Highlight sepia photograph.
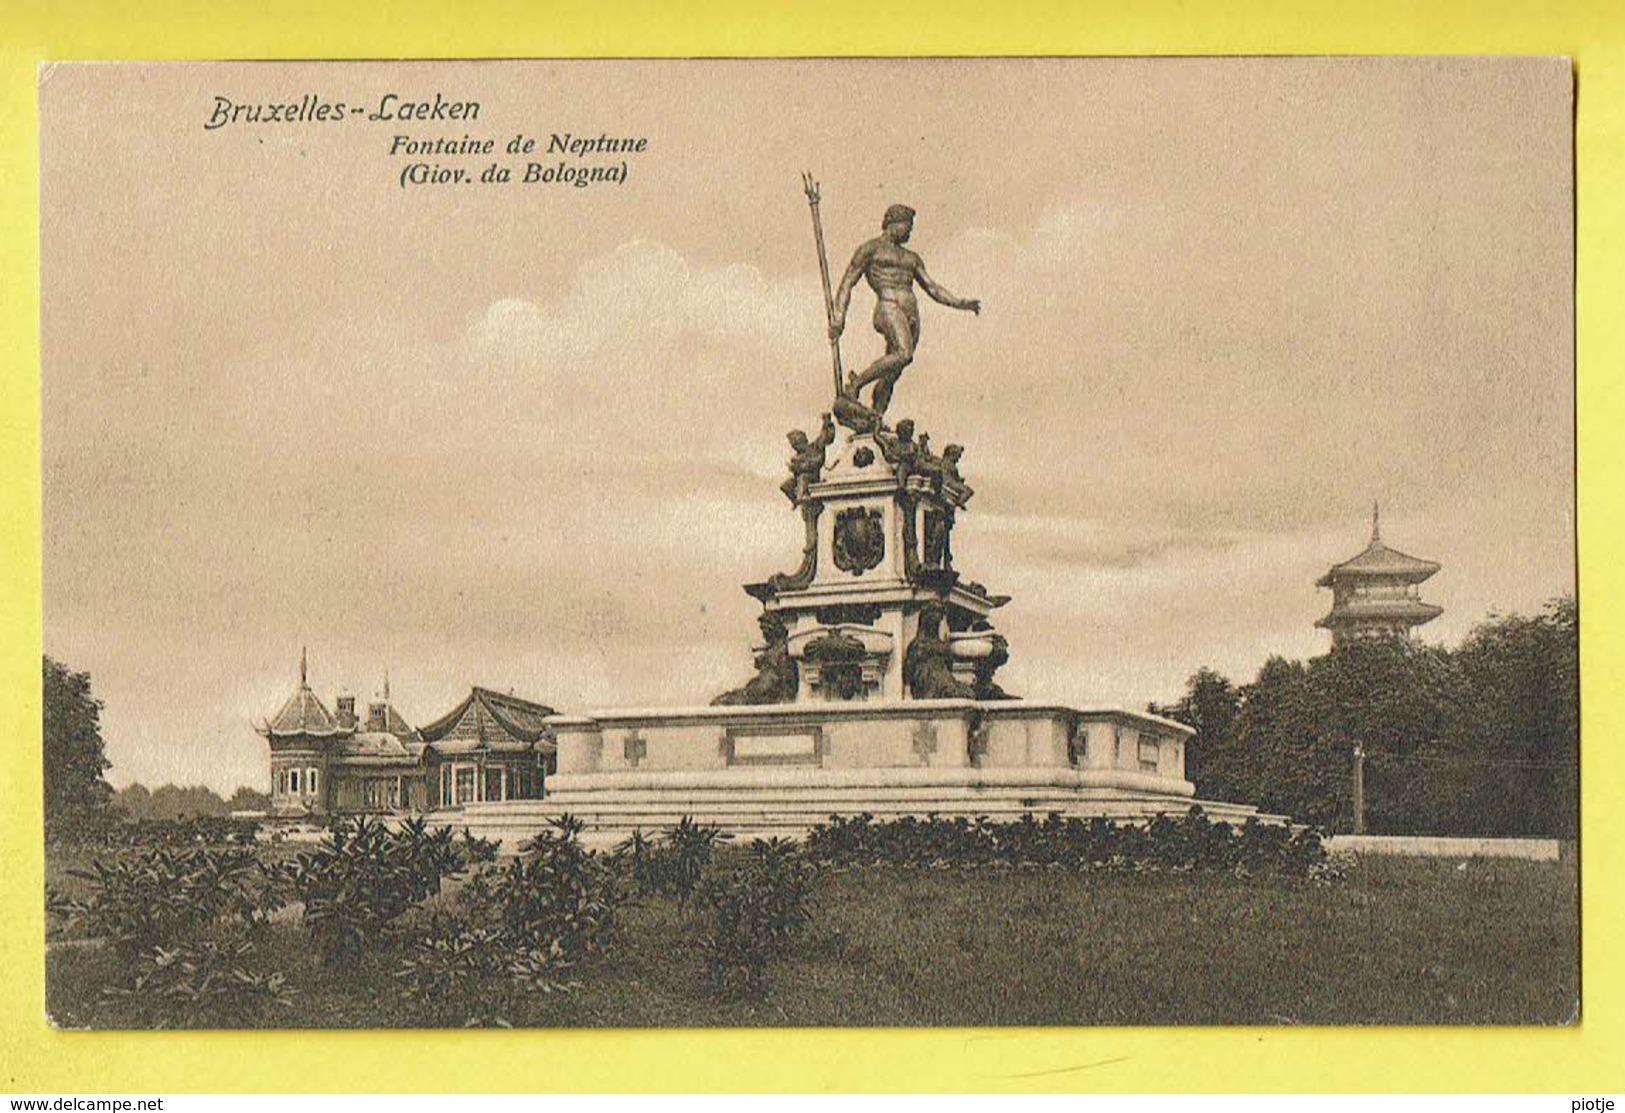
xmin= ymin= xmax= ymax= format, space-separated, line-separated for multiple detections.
xmin=39 ymin=56 xmax=1576 ymax=1031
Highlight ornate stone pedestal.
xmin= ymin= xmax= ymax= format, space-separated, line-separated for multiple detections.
xmin=724 ymin=425 xmax=1013 ymax=706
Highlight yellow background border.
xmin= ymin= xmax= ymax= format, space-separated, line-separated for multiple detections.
xmin=3 ymin=0 xmax=1620 ymax=1093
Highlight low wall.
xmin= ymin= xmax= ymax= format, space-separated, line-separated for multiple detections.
xmin=451 ymin=700 xmax=1215 ymax=846
xmin=545 ymin=698 xmax=1195 ymax=792
xmin=1326 ymin=835 xmax=1565 ymax=861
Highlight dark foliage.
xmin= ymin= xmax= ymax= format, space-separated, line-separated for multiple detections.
xmin=56 ymin=845 xmax=284 ymax=959
xmin=460 ymin=827 xmax=501 ymax=864
xmin=1175 ymin=597 xmax=1577 ymax=836
xmin=804 ymin=808 xmax=1330 ymax=877
xmin=615 ymin=816 xmax=730 ymax=905
xmin=285 ymin=816 xmax=466 ymax=966
xmin=490 ymin=816 xmax=621 ymax=978
xmin=101 ymin=936 xmax=292 ymax=1027
xmin=396 ymin=816 xmax=621 ymax=1014
xmin=697 ymin=837 xmax=820 ymax=999
xmin=43 ymin=656 xmax=114 ymax=837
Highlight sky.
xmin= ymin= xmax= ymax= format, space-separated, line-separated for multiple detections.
xmin=40 ymin=58 xmax=1574 ymax=794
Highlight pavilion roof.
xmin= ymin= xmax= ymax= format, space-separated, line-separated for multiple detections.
xmin=334 ymin=731 xmax=419 ymax=760
xmin=262 ymin=651 xmax=350 ymax=739
xmin=419 ymin=686 xmax=557 ymax=747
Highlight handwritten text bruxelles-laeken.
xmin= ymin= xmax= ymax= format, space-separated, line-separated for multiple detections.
xmin=203 ymin=93 xmax=649 ymax=190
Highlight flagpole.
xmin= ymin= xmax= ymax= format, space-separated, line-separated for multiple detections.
xmin=802 ymin=172 xmax=843 ymax=397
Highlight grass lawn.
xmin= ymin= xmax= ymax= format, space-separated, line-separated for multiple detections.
xmin=46 ymin=853 xmax=1577 ymax=1028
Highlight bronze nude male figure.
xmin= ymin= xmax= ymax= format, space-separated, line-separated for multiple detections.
xmin=830 ymin=204 xmax=982 ymax=417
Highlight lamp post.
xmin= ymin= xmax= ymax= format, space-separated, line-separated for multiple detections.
xmin=1352 ymin=741 xmax=1367 ymax=836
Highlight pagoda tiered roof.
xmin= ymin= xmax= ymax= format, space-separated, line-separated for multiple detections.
xmin=1315 ymin=597 xmax=1444 ymax=629
xmin=1316 ymin=507 xmax=1440 ymax=586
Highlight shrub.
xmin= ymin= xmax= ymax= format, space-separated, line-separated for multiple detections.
xmin=102 ymin=936 xmax=292 ymax=1028
xmin=394 ymin=915 xmax=509 ymax=1003
xmin=492 ymin=816 xmax=620 ymax=978
xmin=616 ymin=817 xmax=729 ymax=905
xmin=397 ymin=815 xmax=621 ymax=1006
xmin=805 ymin=808 xmax=1329 ymax=878
xmin=460 ymin=827 xmax=501 ymax=864
xmin=286 ymin=816 xmax=466 ymax=966
xmin=60 ymin=845 xmax=282 ymax=958
xmin=699 ymin=838 xmax=820 ymax=1000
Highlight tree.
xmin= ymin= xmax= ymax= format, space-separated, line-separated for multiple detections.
xmin=113 ymin=782 xmax=153 ymax=819
xmin=1447 ymin=596 xmax=1577 ymax=837
xmin=226 ymin=786 xmax=271 ymax=813
xmin=145 ymin=784 xmax=230 ymax=820
xmin=1168 ymin=667 xmax=1240 ymax=788
xmin=43 ymin=656 xmax=113 ymax=829
xmin=1232 ymin=656 xmax=1347 ymax=828
xmin=1172 ymin=598 xmax=1578 ymax=837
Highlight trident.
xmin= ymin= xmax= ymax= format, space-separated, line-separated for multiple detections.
xmin=802 ymin=172 xmax=843 ymax=398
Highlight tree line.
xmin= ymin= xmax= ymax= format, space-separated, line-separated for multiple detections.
xmin=1162 ymin=597 xmax=1577 ymax=838
xmin=112 ymin=781 xmax=269 ymax=820
xmin=43 ymin=656 xmax=267 ymax=838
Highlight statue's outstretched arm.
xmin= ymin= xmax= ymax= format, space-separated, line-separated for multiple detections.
xmin=916 ymin=260 xmax=981 ymax=315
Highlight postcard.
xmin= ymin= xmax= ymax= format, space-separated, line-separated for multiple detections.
xmin=39 ymin=57 xmax=1576 ymax=1030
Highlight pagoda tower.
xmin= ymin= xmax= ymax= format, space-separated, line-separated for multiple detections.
xmin=1316 ymin=504 xmax=1443 ymax=647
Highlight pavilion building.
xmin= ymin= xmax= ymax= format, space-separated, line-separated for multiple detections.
xmin=1315 ymin=505 xmax=1443 ymax=647
xmin=259 ymin=650 xmax=556 ymax=818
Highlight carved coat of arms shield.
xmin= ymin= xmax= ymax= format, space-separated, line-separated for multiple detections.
xmin=832 ymin=506 xmax=886 ymax=575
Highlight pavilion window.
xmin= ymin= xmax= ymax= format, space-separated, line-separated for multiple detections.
xmin=452 ymin=764 xmax=477 ymax=806
xmin=308 ymin=768 xmax=319 ymax=796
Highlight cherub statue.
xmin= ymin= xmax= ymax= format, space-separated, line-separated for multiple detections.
xmin=916 ymin=439 xmax=963 ymax=494
xmin=913 ymin=433 xmax=942 ymax=483
xmin=875 ymin=418 xmax=919 ymax=482
xmin=779 ymin=413 xmax=836 ymax=504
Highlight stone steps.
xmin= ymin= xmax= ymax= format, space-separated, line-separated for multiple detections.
xmin=456 ymin=787 xmax=1270 ymax=848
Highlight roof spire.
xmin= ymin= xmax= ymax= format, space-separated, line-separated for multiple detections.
xmin=1371 ymin=501 xmax=1381 ymax=544
xmin=299 ymin=645 xmax=308 ymax=687
xmin=383 ymin=667 xmax=391 ymax=706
